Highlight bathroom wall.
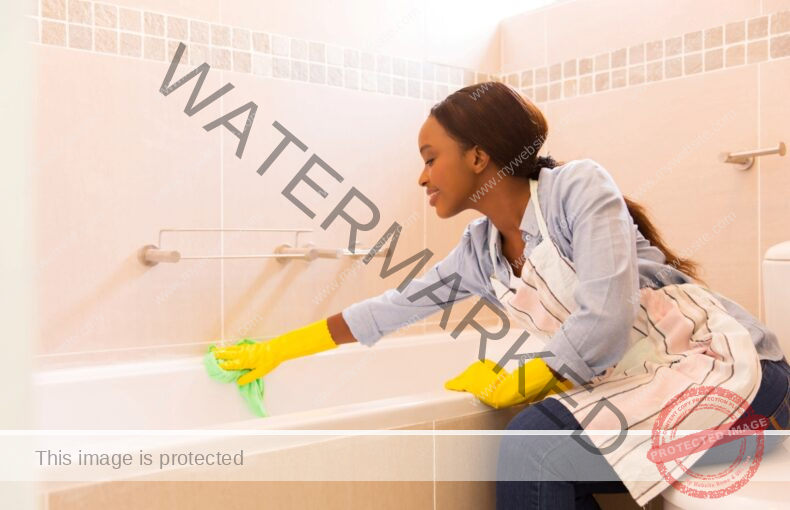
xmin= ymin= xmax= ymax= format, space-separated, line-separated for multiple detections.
xmin=499 ymin=0 xmax=790 ymax=320
xmin=28 ymin=0 xmax=790 ymax=369
xmin=28 ymin=0 xmax=517 ymax=368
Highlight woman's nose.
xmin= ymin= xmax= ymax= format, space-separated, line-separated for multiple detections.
xmin=418 ymin=166 xmax=429 ymax=187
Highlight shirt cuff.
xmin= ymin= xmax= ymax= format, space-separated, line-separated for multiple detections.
xmin=541 ymin=328 xmax=597 ymax=383
xmin=341 ymin=301 xmax=382 ymax=347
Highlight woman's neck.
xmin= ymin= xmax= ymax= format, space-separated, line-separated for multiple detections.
xmin=474 ymin=175 xmax=532 ymax=240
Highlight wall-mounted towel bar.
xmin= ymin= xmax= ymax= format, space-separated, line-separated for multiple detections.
xmin=138 ymin=228 xmax=387 ymax=266
xmin=342 ymin=246 xmax=382 ymax=257
xmin=723 ymin=141 xmax=786 ymax=170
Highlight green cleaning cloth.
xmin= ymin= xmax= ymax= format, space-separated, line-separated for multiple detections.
xmin=204 ymin=339 xmax=268 ymax=417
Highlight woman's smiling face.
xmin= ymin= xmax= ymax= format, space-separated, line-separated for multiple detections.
xmin=417 ymin=115 xmax=484 ymax=218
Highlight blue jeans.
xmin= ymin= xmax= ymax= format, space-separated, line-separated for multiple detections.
xmin=496 ymin=357 xmax=790 ymax=510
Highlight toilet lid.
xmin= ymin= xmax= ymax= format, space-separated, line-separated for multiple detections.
xmin=661 ymin=440 xmax=790 ymax=508
xmin=765 ymin=240 xmax=790 ymax=260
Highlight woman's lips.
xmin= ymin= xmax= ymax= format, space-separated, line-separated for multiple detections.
xmin=427 ymin=189 xmax=440 ymax=206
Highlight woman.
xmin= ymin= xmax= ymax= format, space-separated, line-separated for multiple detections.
xmin=213 ymin=82 xmax=790 ymax=508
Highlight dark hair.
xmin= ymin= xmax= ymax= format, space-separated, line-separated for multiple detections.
xmin=429 ymin=81 xmax=703 ymax=283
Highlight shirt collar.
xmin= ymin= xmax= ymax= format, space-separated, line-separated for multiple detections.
xmin=490 ymin=185 xmax=540 ymax=264
xmin=520 ymin=195 xmax=539 ymax=237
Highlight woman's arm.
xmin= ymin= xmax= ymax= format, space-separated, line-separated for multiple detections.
xmin=326 ymin=312 xmax=357 ymax=344
xmin=339 ymin=228 xmax=479 ymax=347
xmin=212 ymin=227 xmax=479 ymax=386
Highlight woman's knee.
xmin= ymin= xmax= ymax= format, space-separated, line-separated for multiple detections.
xmin=505 ymin=399 xmax=575 ymax=432
xmin=500 ymin=401 xmax=567 ymax=456
xmin=498 ymin=400 xmax=578 ymax=479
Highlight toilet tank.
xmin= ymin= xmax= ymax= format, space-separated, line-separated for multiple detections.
xmin=763 ymin=240 xmax=790 ymax=356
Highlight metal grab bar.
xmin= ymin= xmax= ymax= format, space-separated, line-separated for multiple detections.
xmin=139 ymin=228 xmax=388 ymax=266
xmin=155 ymin=227 xmax=312 ymax=247
xmin=342 ymin=241 xmax=390 ymax=258
xmin=722 ymin=142 xmax=786 ymax=170
xmin=275 ymin=244 xmax=343 ymax=261
xmin=139 ymin=227 xmax=311 ymax=266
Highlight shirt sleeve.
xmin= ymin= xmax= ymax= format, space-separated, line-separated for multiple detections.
xmin=341 ymin=228 xmax=478 ymax=346
xmin=542 ymin=161 xmax=641 ymax=383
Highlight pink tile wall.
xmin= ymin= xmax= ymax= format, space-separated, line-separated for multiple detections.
xmin=759 ymin=58 xmax=790 ymax=271
xmin=217 ymin=75 xmax=429 ymax=342
xmin=765 ymin=0 xmax=790 ymax=13
xmin=500 ymin=8 xmax=547 ymax=71
xmin=502 ymin=0 xmax=790 ymax=320
xmin=220 ymin=0 xmax=426 ymax=62
xmin=503 ymin=0 xmax=762 ymax=71
xmin=500 ymin=10 xmax=790 ymax=104
xmin=29 ymin=0 xmax=790 ymax=365
xmin=546 ymin=66 xmax=760 ymax=313
xmin=30 ymin=1 xmax=464 ymax=365
xmin=32 ymin=46 xmax=223 ymax=364
xmin=31 ymin=2 xmax=477 ymax=102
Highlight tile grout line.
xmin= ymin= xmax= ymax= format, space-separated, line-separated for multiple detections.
xmin=64 ymin=0 xmax=69 ymax=48
xmin=432 ymin=419 xmax=436 ymax=510
xmin=422 ymin=141 xmax=428 ymax=336
xmin=34 ymin=339 xmax=220 ymax=358
xmin=421 ymin=0 xmax=429 ymax=335
xmin=499 ymin=8 xmax=505 ymax=73
xmin=757 ymin=56 xmax=762 ymax=321
xmin=757 ymin=0 xmax=764 ymax=322
xmin=220 ymin=0 xmax=225 ymax=341
xmin=543 ymin=8 xmax=548 ymax=69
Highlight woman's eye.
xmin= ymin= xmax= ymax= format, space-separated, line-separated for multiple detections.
xmin=425 ymin=158 xmax=435 ymax=166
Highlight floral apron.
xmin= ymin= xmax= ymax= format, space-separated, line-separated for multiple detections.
xmin=487 ymin=175 xmax=762 ymax=505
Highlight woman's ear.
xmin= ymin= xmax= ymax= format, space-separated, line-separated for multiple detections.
xmin=469 ymin=146 xmax=490 ymax=175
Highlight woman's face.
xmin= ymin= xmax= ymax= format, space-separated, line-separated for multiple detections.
xmin=417 ymin=115 xmax=482 ymax=218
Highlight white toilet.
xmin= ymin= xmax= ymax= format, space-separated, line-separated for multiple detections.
xmin=661 ymin=241 xmax=790 ymax=509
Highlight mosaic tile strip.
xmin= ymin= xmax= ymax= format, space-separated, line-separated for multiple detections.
xmin=26 ymin=1 xmax=790 ymax=104
xmin=500 ymin=10 xmax=790 ymax=102
xmin=27 ymin=0 xmax=478 ymax=102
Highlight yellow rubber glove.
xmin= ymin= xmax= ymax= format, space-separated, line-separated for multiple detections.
xmin=212 ymin=319 xmax=337 ymax=386
xmin=488 ymin=358 xmax=574 ymax=408
xmin=444 ymin=359 xmax=510 ymax=398
xmin=444 ymin=357 xmax=573 ymax=409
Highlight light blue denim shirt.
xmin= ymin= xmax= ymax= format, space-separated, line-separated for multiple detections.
xmin=342 ymin=158 xmax=784 ymax=381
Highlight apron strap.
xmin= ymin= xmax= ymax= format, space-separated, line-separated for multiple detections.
xmin=529 ymin=177 xmax=552 ymax=243
xmin=487 ymin=219 xmax=500 ymax=280
xmin=486 ymin=225 xmax=513 ymax=296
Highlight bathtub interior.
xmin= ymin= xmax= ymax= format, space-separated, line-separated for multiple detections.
xmin=34 ymin=328 xmax=538 ymax=430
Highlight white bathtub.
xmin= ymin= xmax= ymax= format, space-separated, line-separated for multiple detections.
xmin=30 ymin=327 xmax=790 ymax=509
xmin=29 ymin=327 xmax=540 ymax=492
xmin=34 ymin=328 xmax=535 ymax=431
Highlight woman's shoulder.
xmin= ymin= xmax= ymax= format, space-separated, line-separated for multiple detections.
xmin=452 ymin=216 xmax=493 ymax=268
xmin=459 ymin=215 xmax=491 ymax=247
xmin=537 ymin=158 xmax=627 ymax=247
xmin=543 ymin=158 xmax=623 ymax=207
xmin=544 ymin=158 xmax=615 ymax=188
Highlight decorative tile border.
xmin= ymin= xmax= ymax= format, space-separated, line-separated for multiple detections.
xmin=500 ymin=10 xmax=790 ymax=102
xmin=26 ymin=0 xmax=479 ymax=102
xmin=25 ymin=1 xmax=790 ymax=104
